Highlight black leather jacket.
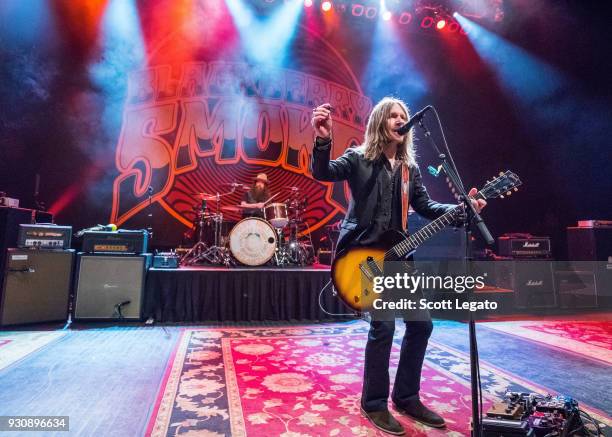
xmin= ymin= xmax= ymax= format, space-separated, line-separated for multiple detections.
xmin=312 ymin=141 xmax=455 ymax=252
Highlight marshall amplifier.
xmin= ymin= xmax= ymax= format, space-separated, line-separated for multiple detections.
xmin=498 ymin=235 xmax=552 ymax=259
xmin=512 ymin=261 xmax=557 ymax=309
xmin=81 ymin=230 xmax=148 ymax=254
xmin=18 ymin=224 xmax=72 ymax=249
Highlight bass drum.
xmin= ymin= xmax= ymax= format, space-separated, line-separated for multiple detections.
xmin=229 ymin=218 xmax=277 ymax=266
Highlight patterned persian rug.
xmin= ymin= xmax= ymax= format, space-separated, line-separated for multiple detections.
xmin=482 ymin=320 xmax=612 ymax=365
xmin=0 ymin=331 xmax=66 ymax=371
xmin=147 ymin=323 xmax=611 ymax=437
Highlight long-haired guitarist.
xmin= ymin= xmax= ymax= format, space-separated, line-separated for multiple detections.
xmin=311 ymin=97 xmax=486 ymax=435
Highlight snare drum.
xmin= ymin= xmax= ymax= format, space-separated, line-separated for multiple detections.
xmin=264 ymin=203 xmax=288 ymax=228
xmin=229 ymin=218 xmax=277 ymax=266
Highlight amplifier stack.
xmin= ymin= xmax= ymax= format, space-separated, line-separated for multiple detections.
xmin=1 ymin=217 xmax=154 ymax=324
xmin=565 ymin=223 xmax=612 ymax=308
xmin=74 ymin=229 xmax=151 ymax=320
xmin=495 ymin=234 xmax=556 ymax=310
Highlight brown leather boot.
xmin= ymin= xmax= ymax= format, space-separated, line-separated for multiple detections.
xmin=360 ymin=406 xmax=406 ymax=435
xmin=393 ymin=399 xmax=446 ymax=428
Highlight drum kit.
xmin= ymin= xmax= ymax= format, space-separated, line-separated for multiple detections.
xmin=180 ymin=183 xmax=314 ymax=267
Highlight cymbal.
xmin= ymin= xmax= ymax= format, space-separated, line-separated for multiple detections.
xmin=192 ymin=193 xmax=217 ymax=200
xmin=283 ymin=186 xmax=301 ymax=191
xmin=221 ymin=182 xmax=244 ymax=188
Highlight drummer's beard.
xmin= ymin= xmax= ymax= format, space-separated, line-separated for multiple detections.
xmin=251 ymin=185 xmax=269 ymax=202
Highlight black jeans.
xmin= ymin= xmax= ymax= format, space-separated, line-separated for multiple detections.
xmin=361 ymin=319 xmax=434 ymax=412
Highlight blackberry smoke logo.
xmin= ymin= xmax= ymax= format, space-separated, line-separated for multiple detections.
xmin=110 ymin=29 xmax=372 ymax=234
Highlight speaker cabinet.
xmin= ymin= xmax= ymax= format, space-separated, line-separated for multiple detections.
xmin=567 ymin=227 xmax=612 ymax=261
xmin=483 ymin=261 xmax=556 ymax=309
xmin=74 ymin=254 xmax=151 ymax=320
xmin=1 ymin=249 xmax=73 ymax=326
xmin=512 ymin=261 xmax=557 ymax=309
xmin=556 ymin=270 xmax=598 ymax=309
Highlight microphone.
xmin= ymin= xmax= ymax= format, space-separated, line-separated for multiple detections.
xmin=114 ymin=300 xmax=131 ymax=319
xmin=75 ymin=224 xmax=117 ymax=237
xmin=395 ymin=106 xmax=431 ymax=136
xmin=116 ymin=300 xmax=131 ymax=308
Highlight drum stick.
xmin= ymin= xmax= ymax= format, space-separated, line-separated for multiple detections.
xmin=263 ymin=192 xmax=281 ymax=206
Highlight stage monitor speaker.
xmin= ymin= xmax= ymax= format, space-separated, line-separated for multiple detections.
xmin=1 ymin=248 xmax=73 ymax=326
xmin=74 ymin=254 xmax=151 ymax=320
xmin=556 ymin=270 xmax=598 ymax=309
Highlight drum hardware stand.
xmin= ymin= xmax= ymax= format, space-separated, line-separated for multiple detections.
xmin=181 ymin=188 xmax=236 ymax=266
xmin=271 ymin=191 xmax=315 ymax=267
xmin=274 ymin=227 xmax=294 ymax=267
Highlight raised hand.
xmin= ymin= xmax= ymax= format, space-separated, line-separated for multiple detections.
xmin=311 ymin=103 xmax=333 ymax=139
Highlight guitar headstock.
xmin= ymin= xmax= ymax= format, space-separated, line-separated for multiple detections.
xmin=479 ymin=170 xmax=522 ymax=200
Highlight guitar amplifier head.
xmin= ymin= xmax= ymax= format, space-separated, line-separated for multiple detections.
xmin=498 ymin=237 xmax=551 ymax=259
xmin=81 ymin=230 xmax=148 ymax=254
xmin=18 ymin=224 xmax=72 ymax=249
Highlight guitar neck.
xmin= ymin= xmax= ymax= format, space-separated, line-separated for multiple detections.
xmin=393 ymin=191 xmax=485 ymax=258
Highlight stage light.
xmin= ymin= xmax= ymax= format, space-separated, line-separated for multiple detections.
xmin=421 ymin=16 xmax=434 ymax=28
xmin=436 ymin=19 xmax=446 ymax=29
xmin=321 ymin=1 xmax=332 ymax=12
xmin=382 ymin=10 xmax=391 ymax=21
xmin=304 ymin=0 xmax=313 ymax=7
xmin=398 ymin=12 xmax=412 ymax=25
xmin=352 ymin=4 xmax=364 ymax=16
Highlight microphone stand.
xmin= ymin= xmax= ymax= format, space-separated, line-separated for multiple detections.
xmin=416 ymin=114 xmax=494 ymax=437
xmin=146 ymin=186 xmax=154 ymax=244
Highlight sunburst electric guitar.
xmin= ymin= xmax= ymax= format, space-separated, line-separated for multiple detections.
xmin=331 ymin=171 xmax=522 ymax=312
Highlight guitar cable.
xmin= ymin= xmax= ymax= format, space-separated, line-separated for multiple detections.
xmin=317 ymin=279 xmax=359 ymax=317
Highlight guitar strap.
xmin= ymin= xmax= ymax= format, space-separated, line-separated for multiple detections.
xmin=401 ymin=163 xmax=410 ymax=232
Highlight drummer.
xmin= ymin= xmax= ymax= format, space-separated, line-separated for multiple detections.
xmin=240 ymin=173 xmax=270 ymax=218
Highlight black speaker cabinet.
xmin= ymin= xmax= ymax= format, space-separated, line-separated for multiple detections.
xmin=556 ymin=270 xmax=598 ymax=309
xmin=513 ymin=261 xmax=557 ymax=309
xmin=74 ymin=253 xmax=151 ymax=320
xmin=485 ymin=261 xmax=556 ymax=309
xmin=1 ymin=248 xmax=73 ymax=326
xmin=567 ymin=227 xmax=612 ymax=261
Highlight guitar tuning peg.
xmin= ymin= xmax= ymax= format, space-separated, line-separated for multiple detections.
xmin=500 ymin=195 xmax=505 ymax=199
xmin=499 ymin=172 xmax=504 ymax=176
xmin=514 ymin=188 xmax=519 ymax=192
xmin=506 ymin=191 xmax=511 ymax=196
